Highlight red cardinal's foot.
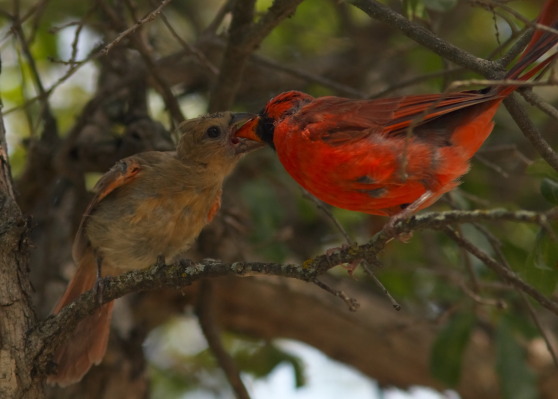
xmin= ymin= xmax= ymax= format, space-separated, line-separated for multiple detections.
xmin=325 ymin=244 xmax=361 ymax=276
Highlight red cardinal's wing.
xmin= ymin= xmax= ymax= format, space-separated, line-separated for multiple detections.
xmin=300 ymin=91 xmax=497 ymax=145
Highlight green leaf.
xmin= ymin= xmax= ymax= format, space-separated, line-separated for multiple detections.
xmin=495 ymin=319 xmax=538 ymax=399
xmin=84 ymin=172 xmax=103 ymax=191
xmin=430 ymin=312 xmax=474 ymax=386
xmin=540 ymin=178 xmax=558 ymax=205
xmin=524 ymin=228 xmax=558 ymax=295
xmin=240 ymin=177 xmax=288 ymax=261
xmin=403 ymin=0 xmax=426 ymax=20
xmin=235 ymin=343 xmax=306 ymax=388
xmin=31 ymin=26 xmax=58 ymax=60
xmin=526 ymin=159 xmax=558 ymax=179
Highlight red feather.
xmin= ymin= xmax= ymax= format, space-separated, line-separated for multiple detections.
xmin=237 ymin=1 xmax=558 ymax=217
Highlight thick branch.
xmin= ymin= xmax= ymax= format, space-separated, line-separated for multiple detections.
xmin=30 ymin=207 xmax=558 ymax=379
xmin=0 ymin=92 xmax=42 ymax=399
xmin=209 ymin=0 xmax=304 ymax=111
xmin=348 ymin=0 xmax=500 ymax=77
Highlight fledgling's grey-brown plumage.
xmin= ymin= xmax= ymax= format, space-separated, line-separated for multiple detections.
xmin=48 ymin=112 xmax=258 ymax=386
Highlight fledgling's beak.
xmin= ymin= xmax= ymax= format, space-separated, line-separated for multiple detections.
xmin=233 ymin=116 xmax=261 ymax=142
xmin=230 ymin=113 xmax=265 ymax=154
xmin=230 ymin=112 xmax=256 ymax=128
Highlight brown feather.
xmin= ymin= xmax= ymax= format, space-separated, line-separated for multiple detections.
xmin=48 ymin=112 xmax=254 ymax=385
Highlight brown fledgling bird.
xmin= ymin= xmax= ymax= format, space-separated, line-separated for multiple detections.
xmin=48 ymin=112 xmax=259 ymax=386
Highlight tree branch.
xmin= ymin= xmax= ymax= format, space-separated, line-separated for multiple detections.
xmin=100 ymin=0 xmax=173 ymax=55
xmin=209 ymin=0 xmax=304 ymax=111
xmin=348 ymin=0 xmax=500 ymax=77
xmin=0 ymin=70 xmax=42 ymax=398
xmin=444 ymin=227 xmax=558 ymax=315
xmin=196 ymin=281 xmax=251 ymax=399
xmin=504 ymin=95 xmax=558 ymax=172
xmin=30 ymin=207 xmax=558 ymax=379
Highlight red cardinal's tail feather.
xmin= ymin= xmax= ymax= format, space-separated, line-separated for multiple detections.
xmin=499 ymin=0 xmax=558 ymax=96
xmin=47 ymin=253 xmax=114 ymax=386
xmin=525 ymin=0 xmax=558 ymax=50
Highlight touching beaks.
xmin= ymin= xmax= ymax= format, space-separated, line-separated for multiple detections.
xmin=231 ymin=113 xmax=264 ymax=154
xmin=230 ymin=113 xmax=265 ymax=154
xmin=233 ymin=116 xmax=261 ymax=142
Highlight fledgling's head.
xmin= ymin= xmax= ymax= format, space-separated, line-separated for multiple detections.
xmin=234 ymin=91 xmax=314 ymax=148
xmin=177 ymin=112 xmax=262 ymax=173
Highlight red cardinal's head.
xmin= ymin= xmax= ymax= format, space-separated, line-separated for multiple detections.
xmin=235 ymin=91 xmax=314 ymax=148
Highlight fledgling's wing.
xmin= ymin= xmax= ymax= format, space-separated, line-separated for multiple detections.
xmin=72 ymin=157 xmax=143 ymax=261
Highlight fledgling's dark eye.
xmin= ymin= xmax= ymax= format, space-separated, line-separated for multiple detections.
xmin=206 ymin=126 xmax=221 ymax=138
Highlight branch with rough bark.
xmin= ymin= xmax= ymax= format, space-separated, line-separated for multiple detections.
xmin=209 ymin=0 xmax=304 ymax=111
xmin=0 ymin=97 xmax=43 ymax=398
xmin=29 ymin=207 xmax=558 ymax=383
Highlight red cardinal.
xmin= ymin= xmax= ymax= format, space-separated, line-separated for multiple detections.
xmin=47 ymin=112 xmax=257 ymax=386
xmin=236 ymin=1 xmax=558 ymax=218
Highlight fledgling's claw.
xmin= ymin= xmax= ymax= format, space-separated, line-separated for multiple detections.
xmin=155 ymin=254 xmax=166 ymax=269
xmin=94 ymin=252 xmax=105 ymax=304
xmin=93 ymin=277 xmax=106 ymax=305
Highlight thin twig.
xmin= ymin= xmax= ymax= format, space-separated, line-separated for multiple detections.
xmin=454 ymin=224 xmax=481 ymax=293
xmin=459 ymin=282 xmax=506 ymax=309
xmin=472 ymin=223 xmax=509 ymax=266
xmin=472 ymin=0 xmax=558 ymax=37
xmin=11 ymin=7 xmax=58 ymax=140
xmin=478 ymin=221 xmax=558 ymax=365
xmin=196 ymin=280 xmax=251 ymax=399
xmin=369 ymin=68 xmax=464 ymax=99
xmin=443 ymin=227 xmax=558 ymax=315
xmin=202 ymin=0 xmax=234 ymax=37
xmin=474 ymin=154 xmax=510 ymax=179
xmin=101 ymin=0 xmax=173 ymax=55
xmin=116 ymin=0 xmax=185 ymax=124
xmin=505 ymin=95 xmax=558 ymax=172
xmin=302 ymin=189 xmax=401 ymax=310
xmin=312 ymin=278 xmax=359 ymax=311
xmin=209 ymin=0 xmax=304 ymax=111
xmin=252 ymin=53 xmax=367 ymax=99
xmin=155 ymin=3 xmax=219 ymax=75
xmin=23 ymin=0 xmax=50 ymax=44
xmin=477 ymin=144 xmax=533 ymax=167
xmin=349 ymin=0 xmax=498 ymax=77
xmin=359 ymin=259 xmax=401 ymax=311
xmin=301 ymin=189 xmax=353 ymax=244
xmin=447 ymin=78 xmax=558 ymax=90
xmin=519 ymin=291 xmax=558 ymax=368
xmin=521 ymin=89 xmax=558 ymax=122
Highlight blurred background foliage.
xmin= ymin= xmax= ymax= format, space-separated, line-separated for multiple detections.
xmin=1 ymin=0 xmax=557 ymax=398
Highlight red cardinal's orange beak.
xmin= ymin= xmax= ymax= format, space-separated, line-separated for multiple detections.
xmin=234 ymin=117 xmax=261 ymax=142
